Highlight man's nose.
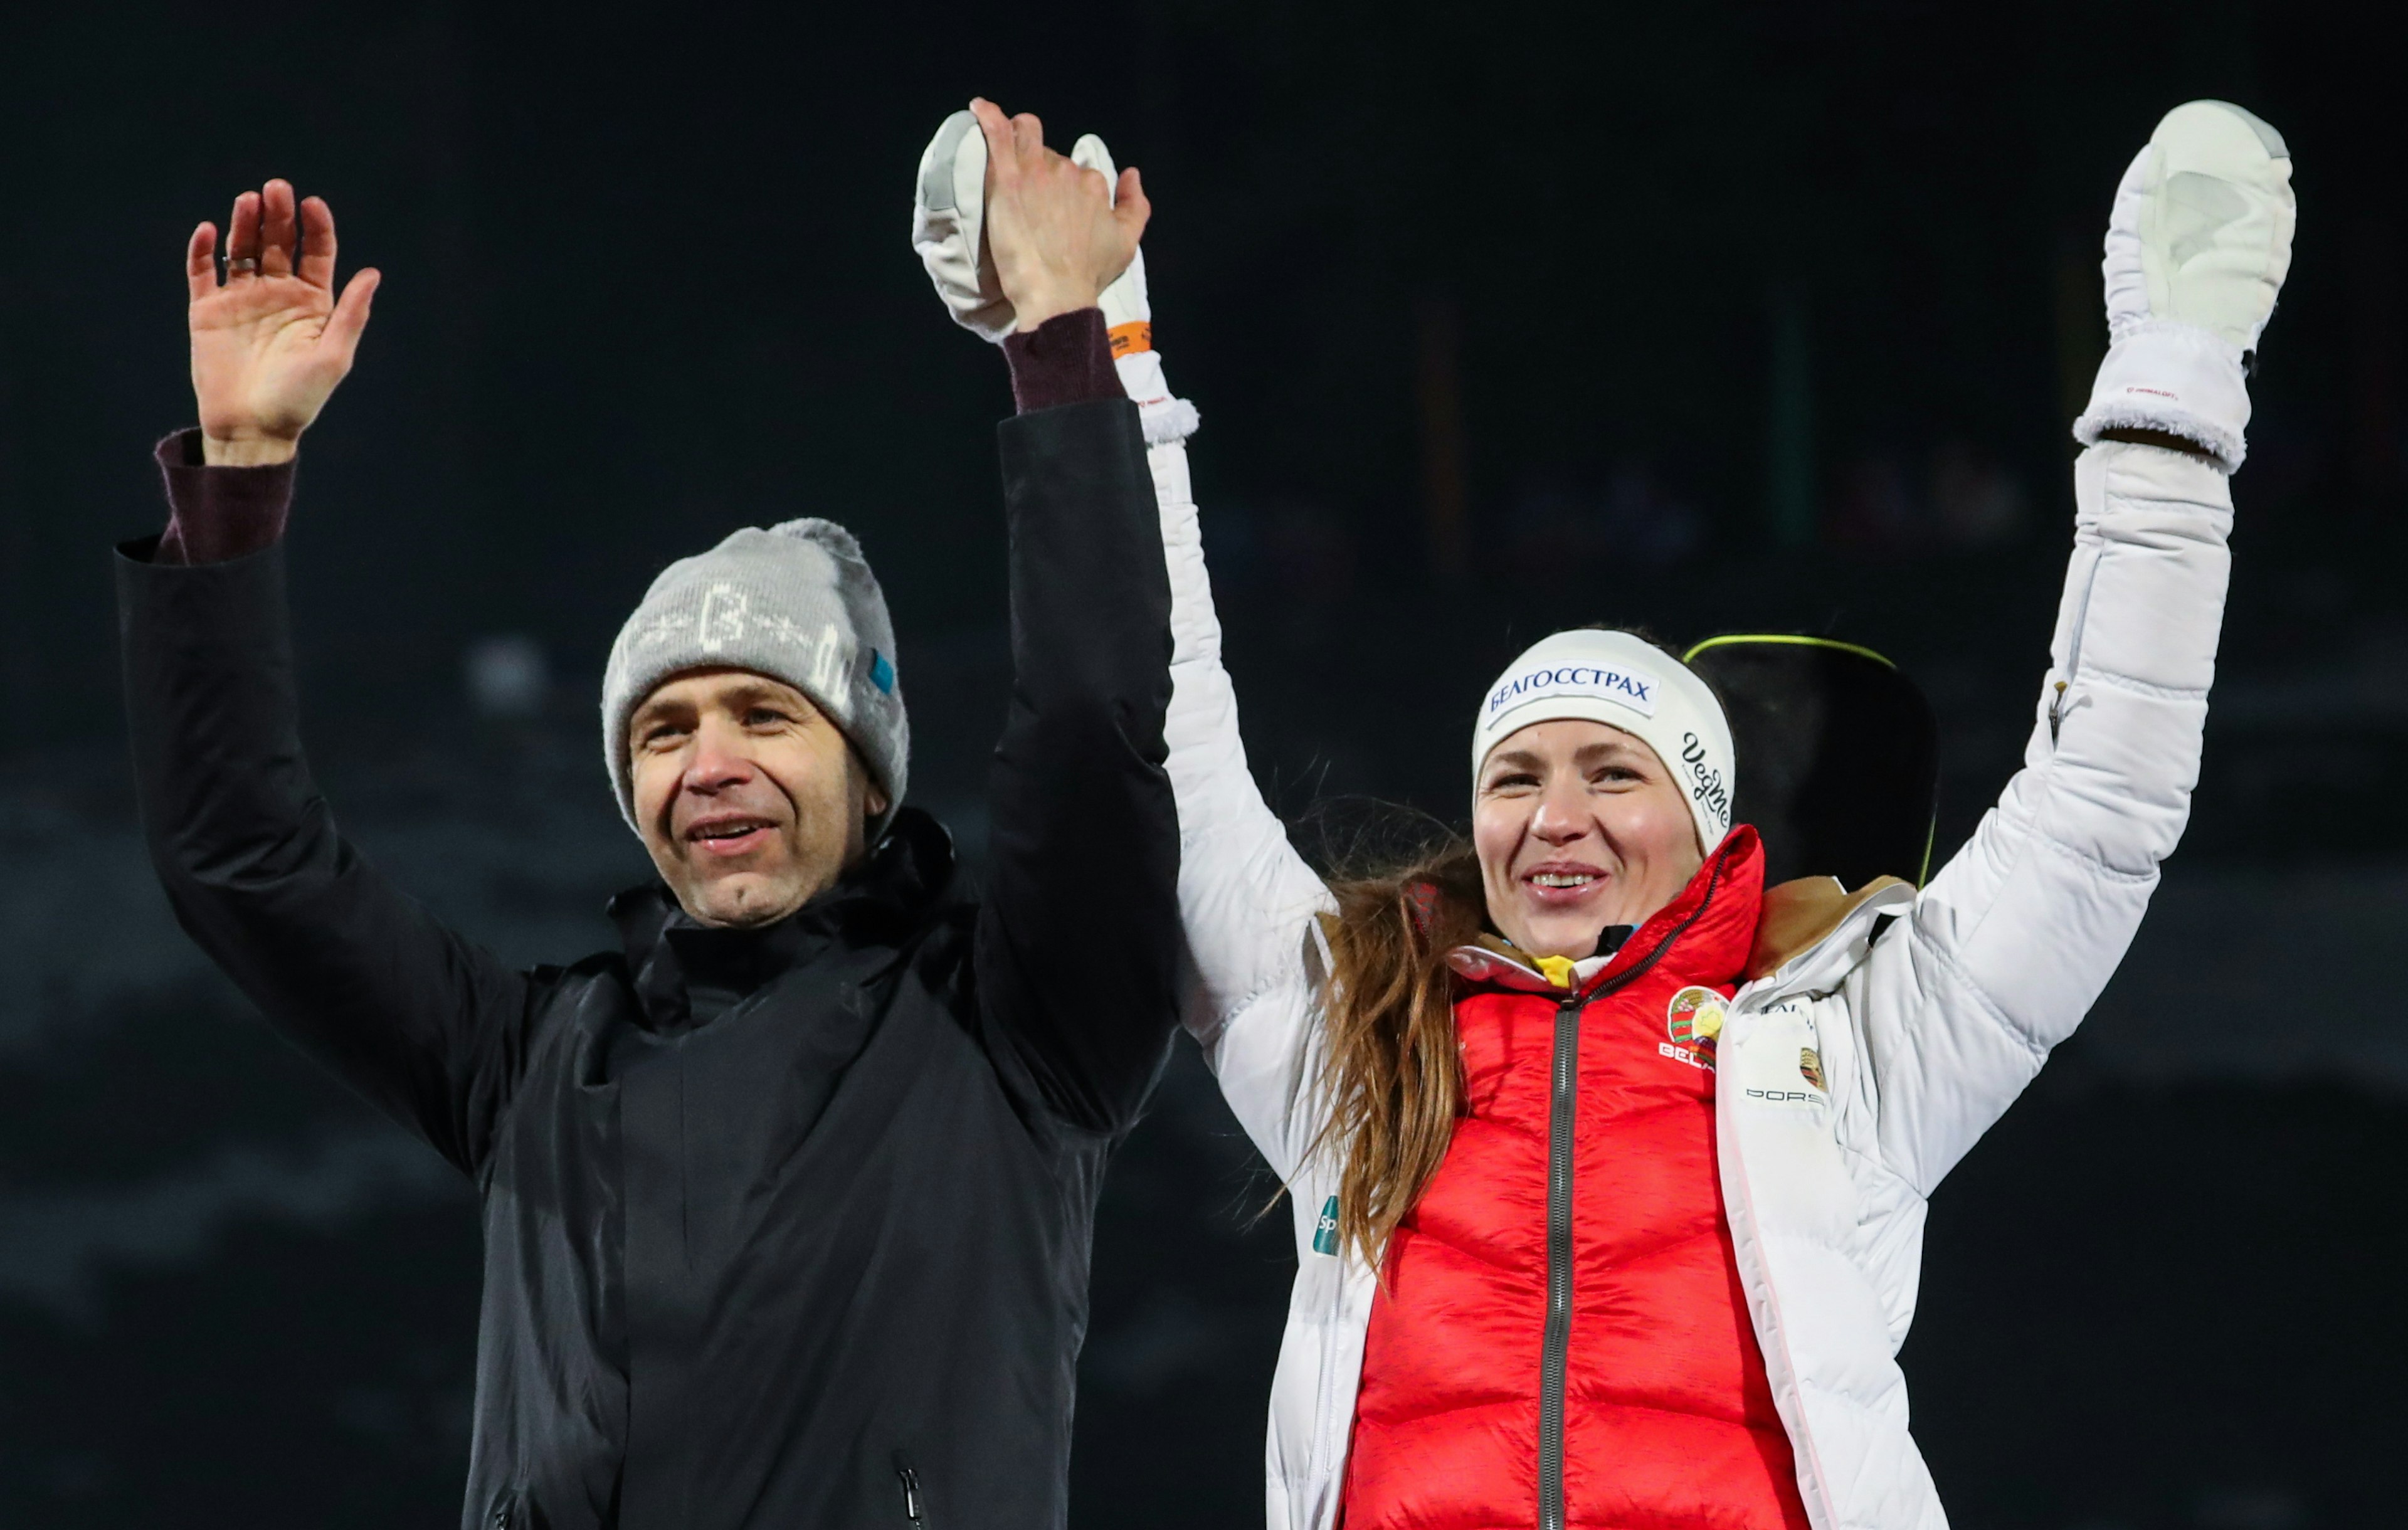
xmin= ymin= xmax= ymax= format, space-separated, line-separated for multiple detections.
xmin=681 ymin=721 xmax=754 ymax=793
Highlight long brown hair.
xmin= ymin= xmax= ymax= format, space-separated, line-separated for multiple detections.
xmin=1312 ymin=832 xmax=1486 ymax=1267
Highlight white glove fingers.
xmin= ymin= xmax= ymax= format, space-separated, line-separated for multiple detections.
xmin=911 ymin=108 xmax=1015 ymax=341
xmin=1071 ymin=134 xmax=1117 ymax=201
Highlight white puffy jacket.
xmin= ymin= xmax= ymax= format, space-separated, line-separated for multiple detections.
xmin=1143 ymin=422 xmax=2234 ymax=1529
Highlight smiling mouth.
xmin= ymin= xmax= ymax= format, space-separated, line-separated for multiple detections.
xmin=685 ymin=819 xmax=775 ymax=856
xmin=1521 ymin=867 xmax=1612 ymax=905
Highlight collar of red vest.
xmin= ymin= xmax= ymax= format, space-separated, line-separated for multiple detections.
xmin=1446 ymin=826 xmax=1768 ymax=996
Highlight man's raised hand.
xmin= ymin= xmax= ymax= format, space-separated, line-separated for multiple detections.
xmin=186 ymin=179 xmax=379 ymax=467
xmin=969 ymin=98 xmax=1149 ymax=334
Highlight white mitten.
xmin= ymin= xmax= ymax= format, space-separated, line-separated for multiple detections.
xmin=2074 ymin=100 xmax=2296 ymax=471
xmin=912 ymin=109 xmax=1013 ymax=342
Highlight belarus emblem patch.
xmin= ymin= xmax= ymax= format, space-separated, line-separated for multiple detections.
xmin=1661 ymin=986 xmax=1728 ymax=1071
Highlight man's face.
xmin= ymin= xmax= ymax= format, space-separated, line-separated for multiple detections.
xmin=627 ymin=668 xmax=887 ymax=929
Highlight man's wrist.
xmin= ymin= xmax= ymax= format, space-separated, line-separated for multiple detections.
xmin=1001 ymin=309 xmax=1119 ymax=414
xmin=200 ymin=431 xmax=300 ymax=468
xmin=157 ymin=428 xmax=297 ymax=566
xmin=1011 ymin=285 xmax=1103 ymax=334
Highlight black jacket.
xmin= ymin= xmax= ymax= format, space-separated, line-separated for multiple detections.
xmin=116 ymin=401 xmax=1181 ymax=1530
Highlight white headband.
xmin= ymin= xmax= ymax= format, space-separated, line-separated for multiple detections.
xmin=1471 ymin=629 xmax=1736 ymax=853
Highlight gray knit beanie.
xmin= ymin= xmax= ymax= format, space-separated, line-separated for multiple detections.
xmin=602 ymin=517 xmax=908 ymax=842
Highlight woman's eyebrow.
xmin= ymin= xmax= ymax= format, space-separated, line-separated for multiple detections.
xmin=1574 ymin=741 xmax=1647 ymax=766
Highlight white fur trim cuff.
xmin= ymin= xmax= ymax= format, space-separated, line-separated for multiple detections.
xmin=2073 ymin=320 xmax=2249 ymax=471
xmin=1116 ymin=351 xmax=1200 ymax=445
xmin=1140 ymin=399 xmax=1201 ymax=446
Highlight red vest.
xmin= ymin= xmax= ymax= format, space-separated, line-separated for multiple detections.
xmin=1342 ymin=829 xmax=1810 ymax=1530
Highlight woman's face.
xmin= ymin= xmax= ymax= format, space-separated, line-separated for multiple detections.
xmin=1472 ymin=719 xmax=1706 ymax=961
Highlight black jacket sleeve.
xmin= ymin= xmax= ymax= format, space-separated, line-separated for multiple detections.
xmin=117 ymin=539 xmax=537 ymax=1177
xmin=974 ymin=399 xmax=1181 ymax=1132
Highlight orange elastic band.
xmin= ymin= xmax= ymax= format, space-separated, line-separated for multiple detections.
xmin=1107 ymin=320 xmax=1153 ymax=359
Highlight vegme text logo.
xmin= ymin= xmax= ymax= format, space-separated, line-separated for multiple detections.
xmin=1681 ymin=731 xmax=1732 ymax=831
xmin=1487 ymin=663 xmax=1660 ymax=719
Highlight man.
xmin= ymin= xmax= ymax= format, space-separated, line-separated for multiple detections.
xmin=119 ymin=101 xmax=1175 ymax=1529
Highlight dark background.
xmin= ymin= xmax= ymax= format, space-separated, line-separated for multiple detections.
xmin=3 ymin=3 xmax=2404 ymax=1527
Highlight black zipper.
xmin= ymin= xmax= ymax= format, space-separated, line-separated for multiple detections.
xmin=1534 ymin=842 xmax=1735 ymax=1530
xmin=895 ymin=1455 xmax=927 ymax=1529
xmin=1535 ymin=988 xmax=1584 ymax=1530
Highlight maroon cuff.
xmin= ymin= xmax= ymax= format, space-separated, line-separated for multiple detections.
xmin=1001 ymin=308 xmax=1122 ymax=414
xmin=153 ymin=429 xmax=295 ymax=566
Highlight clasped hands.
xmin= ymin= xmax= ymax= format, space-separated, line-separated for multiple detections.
xmin=966 ymin=97 xmax=1150 ymax=333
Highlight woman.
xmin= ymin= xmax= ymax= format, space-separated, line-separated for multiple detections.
xmin=916 ymin=95 xmax=2293 ymax=1530
xmin=1173 ymin=100 xmax=2290 ymax=1530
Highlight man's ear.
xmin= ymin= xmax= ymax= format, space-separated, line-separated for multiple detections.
xmin=852 ymin=744 xmax=890 ymax=821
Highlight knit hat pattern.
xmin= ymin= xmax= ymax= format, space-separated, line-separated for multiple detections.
xmin=602 ymin=517 xmax=907 ymax=840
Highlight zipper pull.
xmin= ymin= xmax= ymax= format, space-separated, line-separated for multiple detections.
xmin=2047 ymin=679 xmax=2069 ymax=744
xmin=897 ymin=1461 xmax=926 ymax=1527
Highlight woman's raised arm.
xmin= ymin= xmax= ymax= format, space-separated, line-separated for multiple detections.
xmin=1127 ymin=280 xmax=1341 ymax=1184
xmin=1852 ymin=101 xmax=2292 ymax=1193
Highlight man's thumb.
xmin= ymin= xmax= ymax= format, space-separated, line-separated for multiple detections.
xmin=325 ymin=268 xmax=381 ymax=354
xmin=1114 ymin=169 xmax=1151 ymax=238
